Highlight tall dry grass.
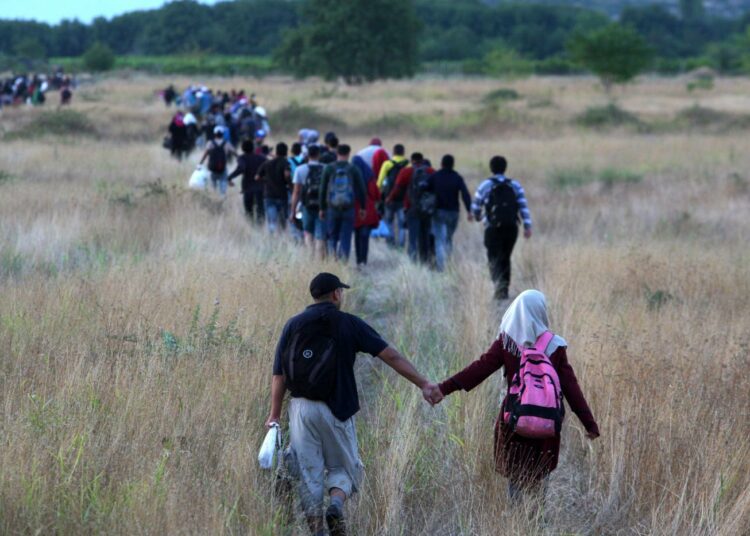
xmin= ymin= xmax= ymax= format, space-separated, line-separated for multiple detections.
xmin=0 ymin=74 xmax=749 ymax=535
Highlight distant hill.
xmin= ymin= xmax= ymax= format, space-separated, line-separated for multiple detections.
xmin=484 ymin=0 xmax=750 ymax=18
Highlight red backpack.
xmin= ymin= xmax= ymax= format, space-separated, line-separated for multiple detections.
xmin=503 ymin=331 xmax=564 ymax=438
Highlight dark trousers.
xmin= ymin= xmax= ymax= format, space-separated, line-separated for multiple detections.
xmin=243 ymin=188 xmax=265 ymax=223
xmin=354 ymin=226 xmax=373 ymax=265
xmin=407 ymin=212 xmax=432 ymax=264
xmin=484 ymin=225 xmax=518 ymax=298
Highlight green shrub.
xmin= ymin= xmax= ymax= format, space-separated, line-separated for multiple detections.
xmin=0 ymin=170 xmax=14 ymax=185
xmin=482 ymin=88 xmax=521 ymax=105
xmin=549 ymin=167 xmax=593 ymax=189
xmin=598 ymin=167 xmax=643 ymax=187
xmin=83 ymin=42 xmax=115 ymax=72
xmin=4 ymin=110 xmax=96 ymax=140
xmin=550 ymin=166 xmax=642 ymax=189
xmin=576 ymin=104 xmax=641 ymax=129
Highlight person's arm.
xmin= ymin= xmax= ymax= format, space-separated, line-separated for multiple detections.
xmin=227 ymin=155 xmax=245 ymax=183
xmin=255 ymin=160 xmax=267 ymax=182
xmin=318 ymin=166 xmax=330 ymax=217
xmin=386 ymin=167 xmax=409 ymax=204
xmin=266 ymin=325 xmax=290 ymax=427
xmin=266 ymin=375 xmax=286 ymax=427
xmin=377 ymin=161 xmax=392 ymax=190
xmin=554 ymin=347 xmax=600 ymax=439
xmin=353 ymin=166 xmax=366 ymax=208
xmin=199 ymin=143 xmax=211 ymax=165
xmin=513 ymin=180 xmax=532 ymax=238
xmin=471 ymin=179 xmax=489 ymax=221
xmin=289 ymin=183 xmax=303 ymax=222
xmin=377 ymin=346 xmax=432 ymax=402
xmin=458 ymin=175 xmax=473 ymax=217
xmin=437 ymin=338 xmax=507 ymax=396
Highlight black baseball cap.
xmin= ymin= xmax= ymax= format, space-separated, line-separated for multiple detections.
xmin=310 ymin=272 xmax=350 ymax=299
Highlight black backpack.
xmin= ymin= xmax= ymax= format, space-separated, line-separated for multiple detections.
xmin=281 ymin=312 xmax=339 ymax=401
xmin=486 ymin=177 xmax=519 ymax=227
xmin=381 ymin=159 xmax=408 ymax=201
xmin=409 ymin=166 xmax=436 ymax=217
xmin=302 ymin=164 xmax=324 ymax=210
xmin=207 ymin=141 xmax=227 ymax=173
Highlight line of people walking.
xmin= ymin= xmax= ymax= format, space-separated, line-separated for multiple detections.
xmin=197 ymin=128 xmax=533 ymax=299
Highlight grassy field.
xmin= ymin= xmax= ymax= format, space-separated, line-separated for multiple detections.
xmin=0 ymin=74 xmax=749 ymax=535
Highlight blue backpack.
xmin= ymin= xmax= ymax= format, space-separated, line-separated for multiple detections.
xmin=328 ymin=164 xmax=355 ymax=210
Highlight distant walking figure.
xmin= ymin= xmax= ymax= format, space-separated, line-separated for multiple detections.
xmin=424 ymin=290 xmax=599 ymax=500
xmin=472 ymin=156 xmax=532 ymax=300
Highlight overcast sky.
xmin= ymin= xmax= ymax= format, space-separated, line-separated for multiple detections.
xmin=2 ymin=0 xmax=217 ymax=24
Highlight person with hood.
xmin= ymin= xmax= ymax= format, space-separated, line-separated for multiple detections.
xmin=423 ymin=290 xmax=600 ymax=501
xmin=352 ymin=155 xmax=381 ymax=268
xmin=167 ymin=111 xmax=189 ymax=161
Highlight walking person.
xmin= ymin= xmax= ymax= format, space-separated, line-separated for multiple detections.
xmin=423 ymin=290 xmax=599 ymax=502
xmin=318 ymin=145 xmax=366 ymax=262
xmin=377 ymin=144 xmax=409 ymax=248
xmin=290 ymin=144 xmax=326 ymax=258
xmin=266 ymin=273 xmax=435 ymax=535
xmin=257 ymin=142 xmax=292 ymax=233
xmin=471 ymin=156 xmax=532 ymax=300
xmin=199 ymin=126 xmax=236 ymax=196
xmin=167 ymin=111 xmax=189 ymax=161
xmin=426 ymin=155 xmax=473 ymax=271
xmin=352 ymin=155 xmax=381 ymax=268
xmin=228 ymin=139 xmax=267 ymax=223
xmin=386 ymin=153 xmax=435 ymax=264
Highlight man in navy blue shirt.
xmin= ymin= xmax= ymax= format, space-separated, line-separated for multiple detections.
xmin=267 ymin=273 xmax=432 ymax=536
xmin=426 ymin=154 xmax=473 ymax=271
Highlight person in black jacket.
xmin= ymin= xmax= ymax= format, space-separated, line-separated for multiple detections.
xmin=426 ymin=154 xmax=473 ymax=271
xmin=229 ymin=140 xmax=267 ymax=223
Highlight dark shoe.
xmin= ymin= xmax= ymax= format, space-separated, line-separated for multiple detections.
xmin=325 ymin=503 xmax=346 ymax=536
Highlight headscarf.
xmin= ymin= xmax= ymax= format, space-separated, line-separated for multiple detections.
xmin=497 ymin=290 xmax=567 ymax=358
xmin=352 ymin=155 xmax=373 ymax=184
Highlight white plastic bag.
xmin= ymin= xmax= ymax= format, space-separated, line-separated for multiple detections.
xmin=188 ymin=166 xmax=208 ymax=190
xmin=258 ymin=423 xmax=281 ymax=470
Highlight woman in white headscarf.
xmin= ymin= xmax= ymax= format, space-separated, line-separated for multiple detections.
xmin=429 ymin=290 xmax=600 ymax=499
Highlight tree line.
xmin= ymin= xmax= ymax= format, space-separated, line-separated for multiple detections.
xmin=1 ymin=0 xmax=750 ymax=78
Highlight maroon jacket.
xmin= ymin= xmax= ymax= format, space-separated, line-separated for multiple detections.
xmin=439 ymin=338 xmax=599 ymax=480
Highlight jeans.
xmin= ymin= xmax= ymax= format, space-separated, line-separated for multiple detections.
xmin=242 ymin=187 xmax=264 ymax=223
xmin=326 ymin=208 xmax=355 ymax=261
xmin=354 ymin=226 xmax=373 ymax=265
xmin=484 ymin=224 xmax=518 ymax=299
xmin=265 ymin=197 xmax=288 ymax=234
xmin=407 ymin=212 xmax=432 ymax=264
xmin=384 ymin=203 xmax=406 ymax=248
xmin=210 ymin=171 xmax=228 ymax=195
xmin=431 ymin=209 xmax=460 ymax=271
xmin=301 ymin=206 xmax=325 ymax=240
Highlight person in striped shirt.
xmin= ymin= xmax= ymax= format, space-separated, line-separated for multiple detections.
xmin=471 ymin=156 xmax=532 ymax=300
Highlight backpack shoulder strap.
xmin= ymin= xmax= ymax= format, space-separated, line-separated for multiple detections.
xmin=533 ymin=331 xmax=555 ymax=354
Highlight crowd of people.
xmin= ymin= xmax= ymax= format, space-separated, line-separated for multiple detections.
xmin=0 ymin=69 xmax=75 ymax=108
xmin=189 ymin=124 xmax=532 ymax=299
xmin=163 ymin=84 xmax=271 ymax=162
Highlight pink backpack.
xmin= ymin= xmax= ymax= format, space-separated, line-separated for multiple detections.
xmin=503 ymin=331 xmax=564 ymax=439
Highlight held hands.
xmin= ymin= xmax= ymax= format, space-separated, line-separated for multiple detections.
xmin=421 ymin=382 xmax=444 ymax=406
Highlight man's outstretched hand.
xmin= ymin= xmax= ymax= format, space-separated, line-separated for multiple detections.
xmin=422 ymin=383 xmax=444 ymax=406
